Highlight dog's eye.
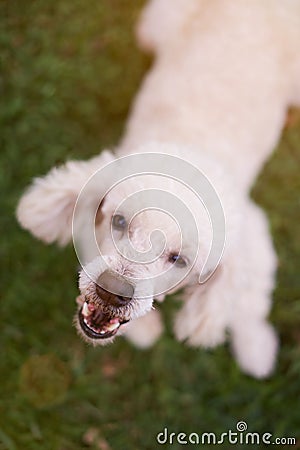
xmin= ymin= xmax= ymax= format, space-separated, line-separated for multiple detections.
xmin=168 ymin=253 xmax=187 ymax=268
xmin=111 ymin=214 xmax=127 ymax=231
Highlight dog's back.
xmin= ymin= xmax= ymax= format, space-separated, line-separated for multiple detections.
xmin=121 ymin=0 xmax=300 ymax=191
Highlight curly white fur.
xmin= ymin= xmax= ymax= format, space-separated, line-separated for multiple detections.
xmin=17 ymin=0 xmax=300 ymax=378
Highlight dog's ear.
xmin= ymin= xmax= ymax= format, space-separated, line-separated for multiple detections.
xmin=16 ymin=151 xmax=114 ymax=246
xmin=95 ymin=198 xmax=106 ymax=226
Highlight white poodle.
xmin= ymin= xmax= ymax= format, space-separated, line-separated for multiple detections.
xmin=17 ymin=0 xmax=300 ymax=378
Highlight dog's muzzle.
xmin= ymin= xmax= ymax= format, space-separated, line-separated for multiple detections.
xmin=78 ymin=271 xmax=134 ymax=340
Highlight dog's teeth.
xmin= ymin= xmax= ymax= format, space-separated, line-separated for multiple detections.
xmin=106 ymin=321 xmax=120 ymax=331
xmin=82 ymin=301 xmax=90 ymax=317
xmin=109 ymin=318 xmax=119 ymax=324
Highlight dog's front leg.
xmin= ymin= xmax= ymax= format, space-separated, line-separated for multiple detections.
xmin=174 ymin=269 xmax=229 ymax=350
xmin=174 ymin=201 xmax=278 ymax=378
xmin=174 ymin=260 xmax=278 ymax=379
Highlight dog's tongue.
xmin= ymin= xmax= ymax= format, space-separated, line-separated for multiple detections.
xmin=81 ymin=300 xmax=120 ymax=334
xmin=87 ymin=305 xmax=107 ymax=327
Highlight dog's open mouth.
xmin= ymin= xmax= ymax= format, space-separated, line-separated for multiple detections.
xmin=78 ymin=300 xmax=129 ymax=339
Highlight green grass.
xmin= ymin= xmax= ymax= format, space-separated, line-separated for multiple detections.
xmin=1 ymin=1 xmax=300 ymax=449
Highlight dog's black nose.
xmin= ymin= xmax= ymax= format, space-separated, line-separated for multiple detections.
xmin=95 ymin=271 xmax=134 ymax=307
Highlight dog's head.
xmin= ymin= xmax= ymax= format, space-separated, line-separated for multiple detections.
xmin=72 ymin=150 xmax=227 ymax=344
xmin=17 ymin=144 xmax=230 ymax=345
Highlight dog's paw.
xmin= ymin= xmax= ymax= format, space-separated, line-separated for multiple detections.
xmin=174 ymin=309 xmax=226 ymax=348
xmin=124 ymin=309 xmax=163 ymax=348
xmin=231 ymin=320 xmax=278 ymax=378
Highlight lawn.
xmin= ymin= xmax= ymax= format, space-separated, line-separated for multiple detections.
xmin=1 ymin=1 xmax=300 ymax=449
